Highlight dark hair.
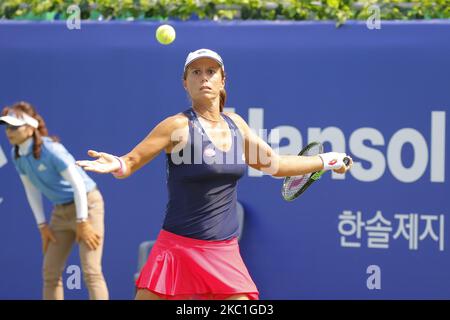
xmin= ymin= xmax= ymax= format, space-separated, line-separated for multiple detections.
xmin=1 ymin=101 xmax=59 ymax=159
xmin=183 ymin=67 xmax=227 ymax=112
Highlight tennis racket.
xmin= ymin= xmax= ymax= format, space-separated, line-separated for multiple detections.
xmin=281 ymin=141 xmax=350 ymax=201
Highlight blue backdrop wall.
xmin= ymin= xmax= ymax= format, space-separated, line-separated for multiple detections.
xmin=0 ymin=20 xmax=449 ymax=299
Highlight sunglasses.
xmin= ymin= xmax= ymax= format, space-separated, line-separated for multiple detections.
xmin=5 ymin=124 xmax=24 ymax=131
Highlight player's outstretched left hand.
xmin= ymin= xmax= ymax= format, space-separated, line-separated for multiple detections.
xmin=76 ymin=150 xmax=121 ymax=174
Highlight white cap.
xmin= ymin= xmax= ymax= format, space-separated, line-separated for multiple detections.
xmin=184 ymin=48 xmax=224 ymax=72
xmin=0 ymin=111 xmax=39 ymax=129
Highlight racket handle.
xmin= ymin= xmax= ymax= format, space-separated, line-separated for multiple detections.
xmin=343 ymin=157 xmax=351 ymax=167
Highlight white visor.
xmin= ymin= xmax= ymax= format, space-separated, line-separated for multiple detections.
xmin=0 ymin=112 xmax=39 ymax=129
xmin=184 ymin=48 xmax=224 ymax=72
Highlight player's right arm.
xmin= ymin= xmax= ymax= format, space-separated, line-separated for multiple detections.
xmin=76 ymin=114 xmax=188 ymax=178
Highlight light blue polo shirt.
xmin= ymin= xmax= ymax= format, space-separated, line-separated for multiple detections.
xmin=11 ymin=137 xmax=96 ymax=205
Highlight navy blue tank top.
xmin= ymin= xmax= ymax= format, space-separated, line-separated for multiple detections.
xmin=162 ymin=108 xmax=247 ymax=240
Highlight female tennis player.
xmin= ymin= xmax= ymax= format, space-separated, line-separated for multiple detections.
xmin=0 ymin=102 xmax=109 ymax=300
xmin=76 ymin=49 xmax=353 ymax=300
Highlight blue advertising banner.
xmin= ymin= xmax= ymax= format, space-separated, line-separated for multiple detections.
xmin=0 ymin=20 xmax=449 ymax=299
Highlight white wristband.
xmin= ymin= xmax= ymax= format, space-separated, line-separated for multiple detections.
xmin=318 ymin=152 xmax=348 ymax=171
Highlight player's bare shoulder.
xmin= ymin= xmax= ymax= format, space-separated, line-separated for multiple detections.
xmin=161 ymin=112 xmax=190 ymax=153
xmin=159 ymin=112 xmax=189 ymax=129
xmin=223 ymin=111 xmax=249 ymax=136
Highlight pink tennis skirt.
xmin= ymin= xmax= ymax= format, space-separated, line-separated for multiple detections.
xmin=135 ymin=229 xmax=259 ymax=300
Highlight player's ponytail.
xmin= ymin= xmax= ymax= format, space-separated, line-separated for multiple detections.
xmin=219 ymin=69 xmax=227 ymax=112
xmin=219 ymin=88 xmax=226 ymax=113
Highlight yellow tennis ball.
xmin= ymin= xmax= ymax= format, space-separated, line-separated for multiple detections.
xmin=156 ymin=24 xmax=176 ymax=45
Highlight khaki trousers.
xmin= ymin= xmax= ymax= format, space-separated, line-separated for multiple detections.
xmin=43 ymin=188 xmax=109 ymax=300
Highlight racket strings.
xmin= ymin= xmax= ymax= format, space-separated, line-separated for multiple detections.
xmin=281 ymin=143 xmax=322 ymax=200
xmin=283 ymin=174 xmax=309 ymax=198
